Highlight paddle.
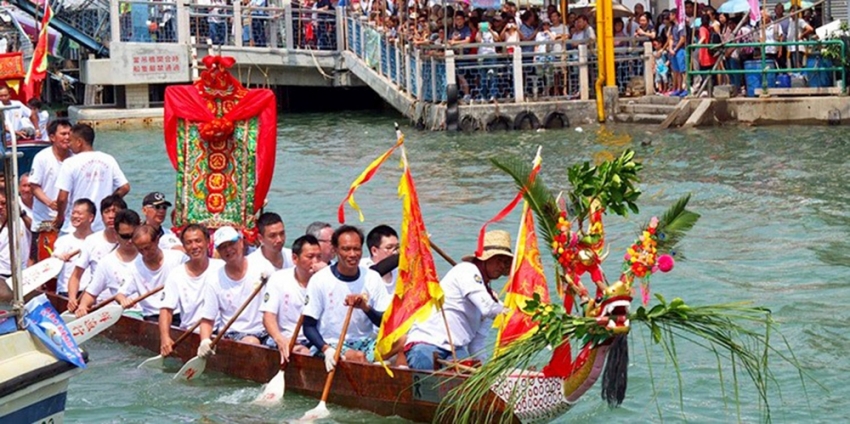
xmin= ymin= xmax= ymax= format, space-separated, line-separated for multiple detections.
xmin=22 ymin=250 xmax=80 ymax=297
xmin=137 ymin=320 xmax=203 ymax=369
xmin=252 ymin=315 xmax=304 ymax=404
xmin=429 ymin=240 xmax=457 ymax=266
xmin=300 ymin=304 xmax=356 ymax=420
xmin=61 ymin=294 xmax=119 ymax=322
xmin=67 ymin=285 xmax=165 ymax=344
xmin=173 ymin=275 xmax=269 ymax=381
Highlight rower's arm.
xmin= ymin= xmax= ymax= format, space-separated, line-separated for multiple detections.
xmin=75 ymin=291 xmax=96 ymax=317
xmin=114 ymin=183 xmax=130 ymax=198
xmin=199 ymin=318 xmax=215 ymax=341
xmin=303 ymin=316 xmax=328 ymax=352
xmin=362 ymin=304 xmax=383 ymax=327
xmin=66 ymin=266 xmax=85 ymax=310
xmin=30 ymin=183 xmax=54 ymax=209
xmin=263 ymin=312 xmax=287 ymax=346
xmin=54 ymin=190 xmax=69 ymax=229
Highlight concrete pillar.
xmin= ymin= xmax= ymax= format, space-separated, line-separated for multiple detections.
xmin=234 ymin=0 xmax=243 ymax=47
xmin=579 ymin=44 xmax=589 ymax=100
xmin=177 ymin=0 xmax=190 ymax=44
xmin=445 ymin=50 xmax=456 ymax=86
xmin=643 ymin=41 xmax=655 ymax=96
xmin=126 ymin=85 xmax=150 ymax=109
xmin=284 ymin=4 xmax=294 ymax=49
xmin=430 ymin=57 xmax=437 ymax=102
xmin=336 ymin=8 xmax=345 ymax=53
xmin=603 ymin=86 xmax=618 ymax=122
xmin=110 ymin=0 xmax=120 ymax=44
xmin=512 ymin=46 xmax=523 ymax=103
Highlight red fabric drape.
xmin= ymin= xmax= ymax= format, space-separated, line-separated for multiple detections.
xmin=163 ymin=86 xmax=277 ymax=212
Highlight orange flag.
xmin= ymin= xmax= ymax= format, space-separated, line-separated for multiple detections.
xmin=374 ymin=147 xmax=444 ymax=376
xmin=337 ymin=136 xmax=403 ymax=223
xmin=24 ymin=4 xmax=53 ymax=101
xmin=494 ymin=201 xmax=550 ymax=355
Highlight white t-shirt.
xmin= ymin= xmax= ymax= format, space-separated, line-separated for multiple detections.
xmin=786 ymin=18 xmax=811 ymax=52
xmin=550 ymin=24 xmax=568 ymax=53
xmin=302 ymin=265 xmax=389 ymax=345
xmin=73 ymin=231 xmax=117 ymax=282
xmin=765 ymin=23 xmax=784 ymax=55
xmin=406 ymin=262 xmax=504 ymax=353
xmin=3 ymin=100 xmax=33 ymax=133
xmin=53 ymin=232 xmax=91 ymax=294
xmin=85 ymin=250 xmax=137 ymax=302
xmin=360 ymin=257 xmax=397 ymax=301
xmin=247 ymin=247 xmax=294 ymax=272
xmin=200 ymin=259 xmax=273 ymax=335
xmin=55 ymin=151 xmax=129 ymax=233
xmin=158 ymin=229 xmax=183 ymax=251
xmin=36 ymin=110 xmax=48 ymax=141
xmin=28 ymin=147 xmax=65 ymax=231
xmin=119 ymin=249 xmax=187 ymax=316
xmin=0 ymin=218 xmax=31 ymax=276
xmin=260 ymin=267 xmax=308 ymax=343
xmin=162 ymin=258 xmax=223 ymax=330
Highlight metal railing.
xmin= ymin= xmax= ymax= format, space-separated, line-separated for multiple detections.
xmin=685 ymin=40 xmax=846 ymax=97
xmin=118 ymin=0 xmax=178 ymax=43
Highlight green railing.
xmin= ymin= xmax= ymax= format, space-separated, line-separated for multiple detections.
xmin=685 ymin=40 xmax=846 ymax=96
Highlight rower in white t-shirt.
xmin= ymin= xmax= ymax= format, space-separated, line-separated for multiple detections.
xmin=196 ymin=226 xmax=274 ymax=359
xmin=261 ymin=234 xmax=326 ymax=362
xmin=140 ymin=192 xmax=183 ymax=251
xmin=74 ymin=209 xmax=141 ymax=318
xmin=54 ymin=123 xmax=130 ymax=234
xmin=28 ymin=119 xmax=73 ymax=235
xmin=116 ymin=225 xmax=187 ymax=321
xmin=405 ymin=230 xmax=512 ymax=371
xmin=159 ymin=224 xmax=223 ymax=358
xmin=302 ymin=226 xmax=391 ymax=372
xmin=248 ymin=212 xmax=295 ymax=272
xmin=66 ymin=195 xmax=124 ymax=312
xmin=360 ymin=224 xmax=400 ymax=301
xmin=52 ymin=199 xmax=95 ymax=296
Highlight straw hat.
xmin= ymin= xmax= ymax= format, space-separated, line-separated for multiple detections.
xmin=462 ymin=230 xmax=514 ymax=262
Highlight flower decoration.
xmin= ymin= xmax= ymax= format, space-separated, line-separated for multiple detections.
xmin=199 ymin=117 xmax=234 ymax=144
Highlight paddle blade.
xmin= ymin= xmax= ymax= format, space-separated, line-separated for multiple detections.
xmin=253 ymin=371 xmax=285 ymax=405
xmin=301 ymin=401 xmax=330 ymax=421
xmin=67 ymin=304 xmax=122 ymax=344
xmin=22 ymin=257 xmax=65 ymax=296
xmin=138 ymin=355 xmax=164 ymax=369
xmin=174 ymin=356 xmax=207 ymax=381
xmin=60 ymin=311 xmax=75 ymax=323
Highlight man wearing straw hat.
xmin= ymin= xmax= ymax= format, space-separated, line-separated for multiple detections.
xmin=404 ymin=230 xmax=512 ymax=371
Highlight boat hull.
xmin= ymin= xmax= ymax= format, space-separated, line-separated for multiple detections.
xmin=0 ymin=330 xmax=84 ymax=424
xmin=46 ymin=292 xmax=514 ymax=423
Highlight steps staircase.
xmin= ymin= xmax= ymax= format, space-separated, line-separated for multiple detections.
xmin=616 ymin=96 xmax=682 ymax=124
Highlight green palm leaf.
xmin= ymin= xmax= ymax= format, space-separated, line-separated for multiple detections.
xmin=655 ymin=194 xmax=701 ymax=255
xmin=490 ymin=157 xmax=559 ymax=249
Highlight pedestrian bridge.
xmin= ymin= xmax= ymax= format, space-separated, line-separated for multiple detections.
xmin=32 ymin=0 xmax=655 ymax=129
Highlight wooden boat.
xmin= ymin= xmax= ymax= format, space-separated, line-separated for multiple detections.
xmin=46 ymin=292 xmax=517 ymax=423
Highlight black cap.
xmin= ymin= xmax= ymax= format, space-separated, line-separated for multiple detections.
xmin=142 ymin=192 xmax=173 ymax=207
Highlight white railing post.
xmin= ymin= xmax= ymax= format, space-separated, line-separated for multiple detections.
xmin=284 ymin=3 xmax=294 ymax=49
xmin=360 ymin=17 xmax=366 ymax=58
xmin=415 ymin=48 xmax=422 ymax=100
xmin=177 ymin=0 xmax=190 ymax=44
xmin=431 ymin=57 xmax=437 ymax=102
xmin=643 ymin=41 xmax=655 ymax=96
xmin=579 ymin=44 xmax=589 ymax=100
xmin=110 ymin=0 xmax=120 ymax=44
xmin=233 ymin=0 xmax=243 ymax=47
xmin=445 ymin=49 xmax=456 ymax=89
xmin=395 ymin=40 xmax=401 ymax=87
xmin=512 ymin=45 xmax=524 ymax=103
xmin=405 ymin=45 xmax=412 ymax=94
xmin=336 ymin=8 xmax=345 ymax=53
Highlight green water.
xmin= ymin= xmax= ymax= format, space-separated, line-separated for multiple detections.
xmin=67 ymin=115 xmax=850 ymax=423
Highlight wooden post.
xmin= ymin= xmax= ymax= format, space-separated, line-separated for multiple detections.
xmin=644 ymin=41 xmax=654 ymax=96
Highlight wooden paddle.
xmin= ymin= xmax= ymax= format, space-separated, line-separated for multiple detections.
xmin=301 ymin=304 xmax=356 ymax=420
xmin=173 ymin=275 xmax=269 ymax=381
xmin=429 ymin=240 xmax=457 ymax=266
xmin=137 ymin=320 xmax=203 ymax=369
xmin=253 ymin=315 xmax=304 ymax=404
xmin=22 ymin=250 xmax=80 ymax=297
xmin=61 ymin=294 xmax=119 ymax=322
xmin=68 ymin=285 xmax=165 ymax=345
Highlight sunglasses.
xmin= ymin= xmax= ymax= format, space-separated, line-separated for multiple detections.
xmin=118 ymin=232 xmax=134 ymax=240
xmin=148 ymin=204 xmax=169 ymax=210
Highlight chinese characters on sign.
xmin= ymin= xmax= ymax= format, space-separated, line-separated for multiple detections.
xmin=132 ymin=54 xmax=183 ymax=75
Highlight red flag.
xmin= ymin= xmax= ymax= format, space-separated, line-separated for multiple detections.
xmin=337 ymin=136 xmax=403 ymax=223
xmin=23 ymin=4 xmax=53 ymax=101
xmin=494 ymin=201 xmax=549 ymax=355
xmin=374 ymin=147 xmax=444 ymax=376
xmin=476 ymin=147 xmax=542 ymax=258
